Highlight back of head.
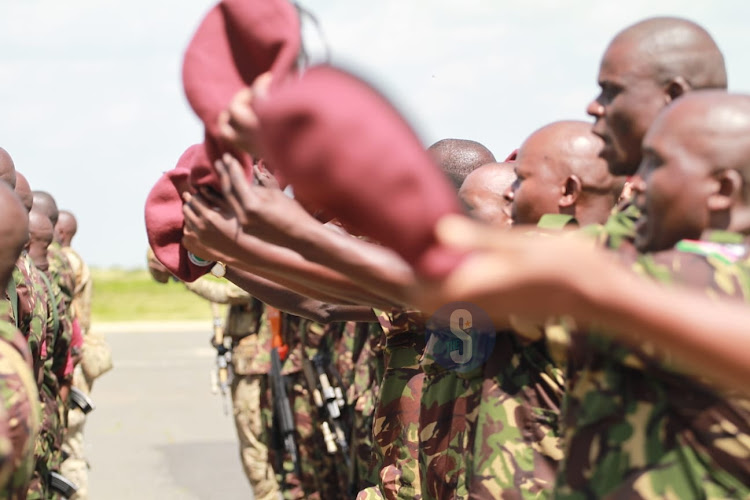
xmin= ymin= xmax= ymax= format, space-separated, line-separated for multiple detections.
xmin=56 ymin=210 xmax=78 ymax=246
xmin=612 ymin=17 xmax=727 ymax=90
xmin=428 ymin=138 xmax=496 ymax=190
xmin=28 ymin=209 xmax=54 ymax=270
xmin=459 ymin=161 xmax=516 ymax=226
xmin=0 ymin=183 xmax=28 ymax=288
xmin=31 ymin=191 xmax=59 ymax=226
xmin=14 ymin=172 xmax=32 ymax=213
xmin=0 ymin=147 xmax=16 ymax=190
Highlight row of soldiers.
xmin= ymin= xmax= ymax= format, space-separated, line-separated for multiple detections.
xmin=0 ymin=149 xmax=111 ymax=499
xmin=145 ymin=5 xmax=750 ymax=500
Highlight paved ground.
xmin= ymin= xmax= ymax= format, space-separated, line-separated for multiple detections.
xmin=85 ymin=324 xmax=254 ymax=500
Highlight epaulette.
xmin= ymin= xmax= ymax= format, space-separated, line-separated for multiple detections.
xmin=536 ymin=214 xmax=577 ymax=230
xmin=675 ymin=239 xmax=747 ymax=265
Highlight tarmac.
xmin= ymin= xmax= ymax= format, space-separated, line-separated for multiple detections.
xmin=85 ymin=322 xmax=254 ymax=499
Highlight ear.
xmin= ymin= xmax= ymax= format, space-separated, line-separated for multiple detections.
xmin=708 ymin=169 xmax=743 ymax=211
xmin=560 ymin=175 xmax=581 ymax=208
xmin=665 ymin=76 xmax=691 ymax=104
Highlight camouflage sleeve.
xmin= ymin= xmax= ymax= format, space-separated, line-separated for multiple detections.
xmin=62 ymin=248 xmax=93 ymax=335
xmin=183 ymin=277 xmax=252 ymax=305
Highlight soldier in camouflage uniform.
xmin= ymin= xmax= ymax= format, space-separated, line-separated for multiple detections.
xmin=26 ymin=208 xmax=76 ymax=500
xmin=56 ymin=210 xmax=101 ymax=500
xmin=416 ymin=124 xmax=616 ymax=499
xmin=262 ymin=313 xmax=353 ymax=499
xmin=178 ymin=275 xmax=281 ymax=500
xmin=0 ymin=178 xmax=42 ymax=497
xmin=554 ymin=89 xmax=750 ymax=499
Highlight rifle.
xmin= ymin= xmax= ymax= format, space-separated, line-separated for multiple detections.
xmin=210 ymin=302 xmax=232 ymax=415
xmin=268 ymin=307 xmax=299 ymax=478
xmin=302 ymin=353 xmax=351 ymax=471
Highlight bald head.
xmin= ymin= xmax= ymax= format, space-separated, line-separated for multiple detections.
xmin=55 ymin=210 xmax=78 ymax=247
xmin=32 ymin=191 xmax=59 ymax=226
xmin=0 ymin=183 xmax=28 ymax=289
xmin=589 ymin=17 xmax=728 ymax=177
xmin=459 ymin=162 xmax=516 ymax=227
xmin=28 ymin=209 xmax=54 ymax=270
xmin=611 ymin=17 xmax=727 ymax=90
xmin=509 ymin=120 xmax=623 ymax=226
xmin=0 ymin=148 xmax=16 ymax=189
xmin=428 ymin=139 xmax=496 ymax=190
xmin=14 ymin=172 xmax=32 ymax=213
xmin=634 ymin=91 xmax=750 ymax=251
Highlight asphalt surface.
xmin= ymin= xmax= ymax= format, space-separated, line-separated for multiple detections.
xmin=85 ymin=324 xmax=254 ymax=500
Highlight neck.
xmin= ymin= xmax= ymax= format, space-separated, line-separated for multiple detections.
xmin=574 ymin=195 xmax=617 ymax=226
xmin=728 ymin=205 xmax=750 ymax=235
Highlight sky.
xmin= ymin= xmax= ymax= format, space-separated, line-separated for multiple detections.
xmin=1 ymin=0 xmax=749 ymax=269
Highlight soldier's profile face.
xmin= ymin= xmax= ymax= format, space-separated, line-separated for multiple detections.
xmin=634 ymin=110 xmax=712 ymax=252
xmin=587 ymin=40 xmax=667 ymax=178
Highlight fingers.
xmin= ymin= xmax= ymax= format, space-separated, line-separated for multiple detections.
xmin=214 ymin=158 xmax=249 ymax=226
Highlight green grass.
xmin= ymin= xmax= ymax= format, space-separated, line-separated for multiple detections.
xmin=91 ymin=268 xmax=224 ymax=323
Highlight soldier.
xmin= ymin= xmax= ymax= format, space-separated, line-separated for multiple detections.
xmin=505 ymin=120 xmax=624 ymax=228
xmin=27 ymin=206 xmax=77 ymax=500
xmin=160 ymin=268 xmax=281 ymax=500
xmin=56 ymin=210 xmax=106 ymax=500
xmin=587 ymin=17 xmax=728 ymax=248
xmin=457 ymin=162 xmax=516 ymax=227
xmin=0 ymin=176 xmax=41 ymax=498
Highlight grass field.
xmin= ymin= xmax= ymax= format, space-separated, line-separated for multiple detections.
xmin=91 ymin=268 xmax=225 ymax=323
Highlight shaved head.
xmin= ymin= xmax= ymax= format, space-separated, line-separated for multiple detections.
xmin=589 ymin=17 xmax=728 ymax=176
xmin=14 ymin=172 xmax=32 ymax=213
xmin=610 ymin=17 xmax=727 ymax=90
xmin=32 ymin=191 xmax=59 ymax=225
xmin=0 ymin=183 xmax=28 ymax=288
xmin=459 ymin=162 xmax=516 ymax=227
xmin=55 ymin=210 xmax=78 ymax=246
xmin=428 ymin=138 xmax=496 ymax=190
xmin=509 ymin=120 xmax=623 ymax=225
xmin=0 ymin=148 xmax=16 ymax=189
xmin=28 ymin=209 xmax=54 ymax=270
xmin=635 ymin=91 xmax=750 ymax=251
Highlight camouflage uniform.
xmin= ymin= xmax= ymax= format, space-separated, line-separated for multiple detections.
xmin=347 ymin=322 xmax=385 ymax=492
xmin=28 ymin=261 xmax=74 ymax=500
xmin=264 ymin=314 xmax=351 ymax=500
xmin=183 ymin=278 xmax=280 ymax=500
xmin=0 ymin=320 xmax=42 ymax=497
xmin=418 ymin=319 xmax=564 ymax=500
xmin=555 ymin=232 xmax=750 ymax=498
xmin=358 ymin=308 xmax=426 ymax=500
xmin=59 ymin=246 xmax=95 ymax=500
xmin=1 ymin=254 xmax=48 ymax=386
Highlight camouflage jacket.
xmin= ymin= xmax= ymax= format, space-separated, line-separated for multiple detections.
xmin=60 ymin=246 xmax=92 ymax=335
xmin=556 ymin=234 xmax=750 ymax=499
xmin=0 ymin=321 xmax=41 ymax=497
xmin=1 ymin=254 xmax=48 ymax=386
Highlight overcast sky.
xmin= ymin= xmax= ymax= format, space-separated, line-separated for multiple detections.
xmin=1 ymin=0 xmax=749 ymax=269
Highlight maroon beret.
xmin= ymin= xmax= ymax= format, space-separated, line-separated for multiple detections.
xmin=254 ymin=66 xmax=466 ymax=278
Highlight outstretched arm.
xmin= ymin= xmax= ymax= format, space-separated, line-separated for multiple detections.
xmin=211 ymin=156 xmax=417 ymax=305
xmin=225 ymin=267 xmax=376 ymax=324
xmin=181 ymin=191 xmax=397 ymax=309
xmin=420 ymin=215 xmax=750 ymax=393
